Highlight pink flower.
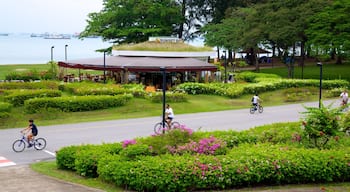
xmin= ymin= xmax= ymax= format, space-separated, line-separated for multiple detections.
xmin=122 ymin=139 xmax=136 ymax=148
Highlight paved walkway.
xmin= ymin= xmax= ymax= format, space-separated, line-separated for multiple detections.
xmin=0 ymin=165 xmax=103 ymax=192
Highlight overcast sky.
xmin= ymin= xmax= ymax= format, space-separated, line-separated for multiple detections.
xmin=0 ymin=0 xmax=103 ymax=34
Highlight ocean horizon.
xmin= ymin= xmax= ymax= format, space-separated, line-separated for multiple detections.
xmin=0 ymin=33 xmax=113 ymax=65
xmin=0 ymin=33 xmax=207 ymax=65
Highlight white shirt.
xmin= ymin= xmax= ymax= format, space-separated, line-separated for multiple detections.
xmin=252 ymin=95 xmax=260 ymax=104
xmin=165 ymin=107 xmax=174 ymax=118
xmin=340 ymin=92 xmax=348 ymax=101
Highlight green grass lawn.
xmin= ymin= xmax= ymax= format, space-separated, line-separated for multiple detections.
xmin=0 ymin=88 xmax=325 ymax=129
xmin=259 ymin=63 xmax=350 ymax=82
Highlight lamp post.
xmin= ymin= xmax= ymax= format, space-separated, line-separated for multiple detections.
xmin=50 ymin=46 xmax=54 ymax=61
xmin=103 ymin=50 xmax=107 ymax=84
xmin=64 ymin=45 xmax=68 ymax=61
xmin=160 ymin=67 xmax=166 ymax=133
xmin=317 ymin=62 xmax=323 ymax=108
xmin=64 ymin=45 xmax=68 ymax=77
xmin=223 ymin=50 xmax=227 ymax=83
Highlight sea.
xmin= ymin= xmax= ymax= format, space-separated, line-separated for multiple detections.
xmin=0 ymin=33 xmax=113 ymax=65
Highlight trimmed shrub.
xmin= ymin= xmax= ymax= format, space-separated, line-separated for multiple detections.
xmin=4 ymin=89 xmax=62 ymax=106
xmin=98 ymin=144 xmax=350 ymax=191
xmin=146 ymin=91 xmax=188 ymax=103
xmin=0 ymin=81 xmax=59 ymax=90
xmin=24 ymin=94 xmax=133 ymax=113
xmin=74 ymin=143 xmax=123 ymax=178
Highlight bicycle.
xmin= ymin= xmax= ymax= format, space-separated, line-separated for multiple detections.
xmin=250 ymin=103 xmax=263 ymax=114
xmin=12 ymin=133 xmax=47 ymax=152
xmin=154 ymin=120 xmax=181 ymax=134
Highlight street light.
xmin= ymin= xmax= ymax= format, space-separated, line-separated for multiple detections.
xmin=160 ymin=67 xmax=166 ymax=133
xmin=317 ymin=62 xmax=323 ymax=108
xmin=50 ymin=46 xmax=54 ymax=61
xmin=103 ymin=50 xmax=107 ymax=84
xmin=223 ymin=50 xmax=227 ymax=83
xmin=65 ymin=45 xmax=68 ymax=77
xmin=64 ymin=45 xmax=68 ymax=61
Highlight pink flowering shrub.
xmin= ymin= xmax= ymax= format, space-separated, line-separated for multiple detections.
xmin=168 ymin=136 xmax=227 ymax=155
xmin=122 ymin=139 xmax=136 ymax=148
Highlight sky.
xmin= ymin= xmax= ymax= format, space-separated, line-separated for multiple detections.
xmin=0 ymin=0 xmax=103 ymax=34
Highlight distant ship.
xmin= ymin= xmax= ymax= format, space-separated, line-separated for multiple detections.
xmin=43 ymin=33 xmax=71 ymax=39
xmin=0 ymin=33 xmax=9 ymax=36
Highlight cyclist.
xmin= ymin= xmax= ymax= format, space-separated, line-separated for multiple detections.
xmin=251 ymin=94 xmax=262 ymax=110
xmin=340 ymin=90 xmax=348 ymax=106
xmin=21 ymin=119 xmax=38 ymax=148
xmin=165 ymin=104 xmax=174 ymax=128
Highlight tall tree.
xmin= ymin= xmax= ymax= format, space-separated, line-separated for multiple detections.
xmin=80 ymin=0 xmax=183 ymax=44
xmin=306 ymin=0 xmax=350 ymax=64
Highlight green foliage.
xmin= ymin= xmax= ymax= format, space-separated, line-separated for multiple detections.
xmin=56 ymin=121 xmax=350 ymax=191
xmin=81 ymin=0 xmax=183 ymax=44
xmin=4 ymin=89 xmax=62 ymax=106
xmin=97 ymin=144 xmax=350 ymax=191
xmin=24 ymin=94 xmax=133 ymax=113
xmin=283 ymin=87 xmax=314 ymax=102
xmin=340 ymin=111 xmax=350 ymax=133
xmin=301 ymin=103 xmax=343 ymax=148
xmin=177 ymin=76 xmax=349 ymax=99
xmin=146 ymin=91 xmax=188 ymax=103
xmin=74 ymin=143 xmax=123 ymax=178
xmin=44 ymin=61 xmax=58 ymax=80
xmin=0 ymin=102 xmax=12 ymax=118
xmin=120 ymin=144 xmax=151 ymax=160
xmin=5 ymin=70 xmax=41 ymax=81
xmin=56 ymin=145 xmax=81 ymax=170
xmin=0 ymin=81 xmax=59 ymax=90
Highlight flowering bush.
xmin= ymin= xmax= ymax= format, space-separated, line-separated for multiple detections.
xmin=168 ymin=136 xmax=227 ymax=155
xmin=301 ymin=103 xmax=343 ymax=148
xmin=122 ymin=139 xmax=136 ymax=148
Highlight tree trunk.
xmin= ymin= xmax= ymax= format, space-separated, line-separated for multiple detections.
xmin=178 ymin=0 xmax=186 ymax=39
xmin=299 ymin=40 xmax=305 ymax=79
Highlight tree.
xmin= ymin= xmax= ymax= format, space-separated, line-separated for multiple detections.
xmin=306 ymin=0 xmax=350 ymax=64
xmin=80 ymin=0 xmax=183 ymax=44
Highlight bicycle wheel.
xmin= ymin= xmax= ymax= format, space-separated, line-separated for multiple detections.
xmin=258 ymin=106 xmax=264 ymax=113
xmin=154 ymin=122 xmax=169 ymax=134
xmin=171 ymin=121 xmax=181 ymax=129
xmin=12 ymin=140 xmax=25 ymax=152
xmin=249 ymin=106 xmax=255 ymax=114
xmin=34 ymin=138 xmax=46 ymax=150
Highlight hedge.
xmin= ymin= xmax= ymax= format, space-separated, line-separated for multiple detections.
xmin=59 ymin=82 xmax=146 ymax=97
xmin=24 ymin=94 xmax=133 ymax=113
xmin=4 ymin=89 xmax=62 ymax=106
xmin=97 ymin=144 xmax=350 ymax=191
xmin=146 ymin=92 xmax=188 ymax=103
xmin=177 ymin=78 xmax=349 ymax=98
xmin=0 ymin=81 xmax=59 ymax=90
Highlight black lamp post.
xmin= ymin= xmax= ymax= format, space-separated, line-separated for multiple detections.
xmin=223 ymin=50 xmax=227 ymax=83
xmin=317 ymin=62 xmax=323 ymax=108
xmin=103 ymin=50 xmax=107 ymax=84
xmin=50 ymin=46 xmax=54 ymax=61
xmin=160 ymin=67 xmax=166 ymax=132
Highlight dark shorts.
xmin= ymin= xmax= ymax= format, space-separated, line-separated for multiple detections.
xmin=167 ymin=117 xmax=173 ymax=120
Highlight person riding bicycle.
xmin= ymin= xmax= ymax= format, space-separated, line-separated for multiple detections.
xmin=165 ymin=104 xmax=174 ymax=128
xmin=251 ymin=94 xmax=262 ymax=110
xmin=340 ymin=90 xmax=348 ymax=107
xmin=21 ymin=119 xmax=38 ymax=148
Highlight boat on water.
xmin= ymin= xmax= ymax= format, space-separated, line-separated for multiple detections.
xmin=43 ymin=33 xmax=71 ymax=39
xmin=0 ymin=33 xmax=9 ymax=36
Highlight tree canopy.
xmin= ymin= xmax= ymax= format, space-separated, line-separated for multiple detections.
xmin=80 ymin=0 xmax=183 ymax=44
